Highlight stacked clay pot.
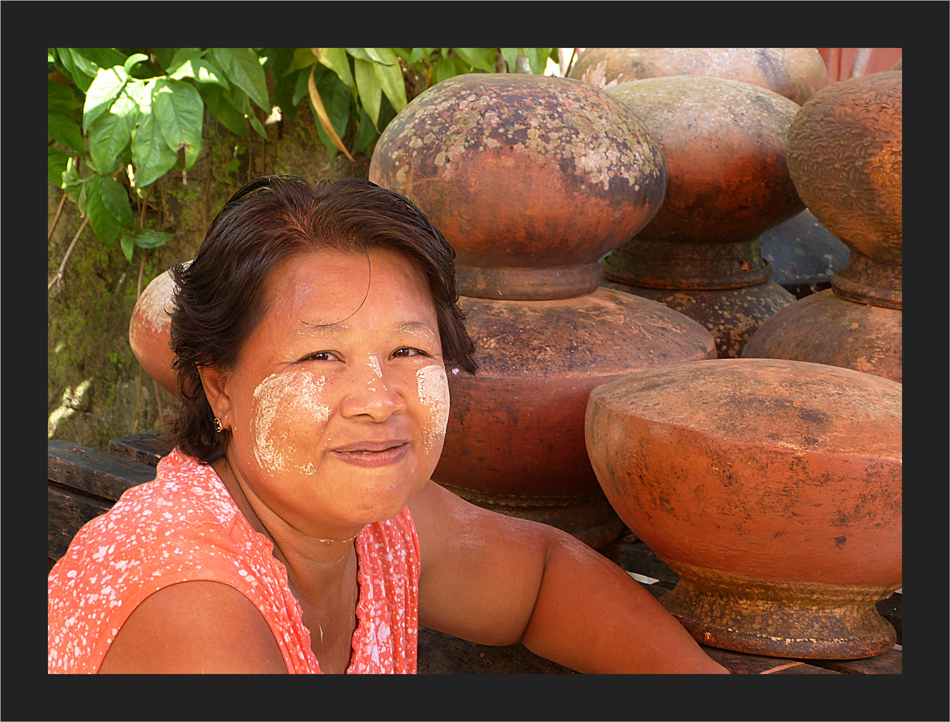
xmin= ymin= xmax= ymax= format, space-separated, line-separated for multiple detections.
xmin=129 ymin=266 xmax=183 ymax=396
xmin=743 ymin=71 xmax=902 ymax=382
xmin=599 ymin=74 xmax=804 ymax=357
xmin=370 ymin=74 xmax=717 ymax=547
xmin=569 ymin=47 xmax=829 ymax=105
xmin=586 ymin=358 xmax=902 ymax=659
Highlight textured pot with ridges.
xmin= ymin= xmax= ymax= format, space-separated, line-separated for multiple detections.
xmin=785 ymin=71 xmax=902 ymax=309
xmin=434 ymin=288 xmax=716 ymax=548
xmin=369 ymin=73 xmax=667 ymax=301
xmin=744 ymin=72 xmax=902 ymax=379
xmin=129 ymin=266 xmax=183 ymax=396
xmin=586 ymin=358 xmax=901 ymax=658
xmin=570 ymin=47 xmax=829 ymax=105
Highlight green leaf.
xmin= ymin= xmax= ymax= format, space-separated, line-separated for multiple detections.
xmin=48 ymin=81 xmax=82 ymax=114
xmin=77 ymin=48 xmax=127 ymax=73
xmin=432 ymin=56 xmax=471 ymax=86
xmin=48 ymin=112 xmax=86 ymax=153
xmin=83 ymin=65 xmax=129 ymax=133
xmin=87 ymin=91 xmax=138 ymax=175
xmin=500 ymin=48 xmax=519 ymax=72
xmin=211 ymin=48 xmax=270 ymax=112
xmin=346 ymin=48 xmax=374 ymax=63
xmin=132 ymin=228 xmax=173 ymax=249
xmin=286 ymin=47 xmax=319 ymax=75
xmin=311 ymin=72 xmax=352 ymax=153
xmin=353 ymin=57 xmax=381 ymax=128
xmin=229 ymin=88 xmax=267 ymax=138
xmin=131 ymin=108 xmax=178 ymax=188
xmin=48 ymin=147 xmax=71 ymax=186
xmin=199 ymin=84 xmax=250 ymax=136
xmin=85 ymin=175 xmax=133 ymax=245
xmin=369 ymin=48 xmax=407 ymax=113
xmin=123 ymin=53 xmax=150 ymax=74
xmin=318 ymin=48 xmax=355 ymax=95
xmin=454 ymin=48 xmax=494 ymax=73
xmin=120 ymin=233 xmax=135 ymax=263
xmin=169 ymin=58 xmax=230 ymax=89
xmin=165 ymin=48 xmax=204 ymax=73
xmin=352 ymin=105 xmax=379 ymax=156
xmin=152 ymin=78 xmax=204 ymax=168
xmin=62 ymin=157 xmax=87 ymax=212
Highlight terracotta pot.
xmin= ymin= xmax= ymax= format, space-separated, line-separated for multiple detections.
xmin=744 ymin=72 xmax=902 ymax=380
xmin=434 ymin=288 xmax=716 ymax=548
xmin=570 ymin=47 xmax=829 ymax=105
xmin=600 ymin=76 xmax=802 ymax=356
xmin=129 ymin=266 xmax=183 ymax=395
xmin=759 ymin=209 xmax=850 ymax=299
xmin=586 ymin=358 xmax=901 ymax=659
xmin=369 ymin=73 xmax=667 ymax=300
xmin=742 ymin=289 xmax=902 ymax=382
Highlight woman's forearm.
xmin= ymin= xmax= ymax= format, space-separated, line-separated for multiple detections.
xmin=520 ymin=531 xmax=729 ymax=674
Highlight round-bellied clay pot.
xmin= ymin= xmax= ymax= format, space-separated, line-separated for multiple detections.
xmin=586 ymin=358 xmax=902 ymax=659
xmin=369 ymin=73 xmax=666 ymax=301
xmin=600 ymin=75 xmax=803 ymax=357
xmin=435 ymin=288 xmax=716 ymax=548
xmin=743 ymin=72 xmax=902 ymax=380
xmin=129 ymin=266 xmax=184 ymax=395
xmin=570 ymin=47 xmax=829 ymax=105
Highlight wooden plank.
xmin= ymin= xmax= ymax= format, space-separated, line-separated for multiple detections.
xmin=48 ymin=440 xmax=156 ymax=502
xmin=701 ymin=646 xmax=839 ymax=674
xmin=108 ymin=431 xmax=171 ymax=468
xmin=48 ymin=484 xmax=112 ymax=562
xmin=876 ymin=592 xmax=902 ymax=645
xmin=600 ymin=538 xmax=680 ymax=586
xmin=807 ymin=646 xmax=902 ymax=675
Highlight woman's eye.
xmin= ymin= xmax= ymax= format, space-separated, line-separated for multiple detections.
xmin=298 ymin=351 xmax=338 ymax=363
xmin=391 ymin=347 xmax=427 ymax=359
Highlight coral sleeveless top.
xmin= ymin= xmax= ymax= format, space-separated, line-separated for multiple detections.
xmin=48 ymin=448 xmax=420 ymax=674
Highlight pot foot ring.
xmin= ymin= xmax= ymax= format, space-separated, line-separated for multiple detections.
xmin=457 ymin=262 xmax=603 ymax=301
xmin=660 ymin=561 xmax=898 ymax=659
xmin=435 ymin=481 xmax=626 ymax=548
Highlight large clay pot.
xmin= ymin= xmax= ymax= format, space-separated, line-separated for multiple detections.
xmin=369 ymin=73 xmax=666 ymax=300
xmin=129 ymin=266 xmax=183 ymax=395
xmin=743 ymin=72 xmax=902 ymax=381
xmin=601 ymin=76 xmax=803 ymax=357
xmin=570 ymin=47 xmax=829 ymax=105
xmin=586 ymin=358 xmax=902 ymax=659
xmin=435 ymin=289 xmax=716 ymax=547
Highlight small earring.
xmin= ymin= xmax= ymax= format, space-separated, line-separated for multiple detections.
xmin=213 ymin=418 xmax=224 ymax=433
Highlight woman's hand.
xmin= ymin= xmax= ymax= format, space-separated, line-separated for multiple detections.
xmin=409 ymin=481 xmax=728 ymax=674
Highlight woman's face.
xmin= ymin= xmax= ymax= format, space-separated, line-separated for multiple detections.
xmin=217 ymin=248 xmax=450 ymax=538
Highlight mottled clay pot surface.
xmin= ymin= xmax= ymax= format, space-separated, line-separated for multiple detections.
xmin=742 ymin=288 xmax=902 ymax=382
xmin=586 ymin=358 xmax=901 ymax=658
xmin=603 ymin=279 xmax=795 ymax=359
xmin=571 ymin=47 xmax=829 ymax=105
xmin=129 ymin=267 xmax=181 ymax=395
xmin=786 ymin=71 xmax=902 ymax=308
xmin=369 ymin=73 xmax=666 ymax=300
xmin=434 ymin=287 xmax=715 ymax=546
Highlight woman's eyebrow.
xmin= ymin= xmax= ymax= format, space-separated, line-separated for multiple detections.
xmin=395 ymin=321 xmax=438 ymax=338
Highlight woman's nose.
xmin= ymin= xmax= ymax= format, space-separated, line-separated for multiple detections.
xmin=338 ymin=357 xmax=407 ymax=421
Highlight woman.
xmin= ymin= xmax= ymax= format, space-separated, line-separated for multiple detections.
xmin=48 ymin=176 xmax=727 ymax=674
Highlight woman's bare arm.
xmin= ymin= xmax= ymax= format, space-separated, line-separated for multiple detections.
xmin=409 ymin=481 xmax=728 ymax=674
xmin=98 ymin=580 xmax=287 ymax=674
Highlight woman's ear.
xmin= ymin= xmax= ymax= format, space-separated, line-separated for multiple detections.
xmin=198 ymin=365 xmax=233 ymax=429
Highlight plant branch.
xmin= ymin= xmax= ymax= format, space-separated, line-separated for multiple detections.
xmin=48 ymin=192 xmax=68 ymax=244
xmin=48 ymin=217 xmax=89 ymax=292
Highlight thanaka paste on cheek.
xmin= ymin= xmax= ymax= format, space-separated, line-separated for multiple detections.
xmin=251 ymin=369 xmax=330 ymax=476
xmin=416 ymin=365 xmax=450 ymax=454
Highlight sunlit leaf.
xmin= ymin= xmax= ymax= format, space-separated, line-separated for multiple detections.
xmin=83 ymin=65 xmax=129 ymax=133
xmin=307 ymin=65 xmax=354 ymax=161
xmin=454 ymin=48 xmax=494 ymax=73
xmin=353 ymin=57 xmax=381 ymax=128
xmin=211 ymin=48 xmax=270 ymax=112
xmin=369 ymin=48 xmax=407 ymax=113
xmin=317 ymin=47 xmax=355 ymax=95
xmin=153 ymin=78 xmax=204 ymax=168
xmin=85 ymin=175 xmax=133 ymax=245
xmin=500 ymin=48 xmax=519 ymax=72
xmin=131 ymin=108 xmax=178 ymax=188
xmin=88 ymin=92 xmax=138 ymax=175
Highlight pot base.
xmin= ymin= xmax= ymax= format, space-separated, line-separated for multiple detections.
xmin=436 ymin=481 xmax=626 ymax=549
xmin=661 ymin=561 xmax=898 ymax=659
xmin=457 ymin=262 xmax=603 ymax=301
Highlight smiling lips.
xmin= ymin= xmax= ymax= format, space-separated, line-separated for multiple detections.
xmin=330 ymin=440 xmax=409 ymax=468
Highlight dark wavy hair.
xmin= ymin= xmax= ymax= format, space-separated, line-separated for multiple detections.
xmin=166 ymin=175 xmax=477 ymax=463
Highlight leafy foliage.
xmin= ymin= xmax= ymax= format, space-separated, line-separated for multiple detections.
xmin=48 ymin=47 xmax=559 ymax=261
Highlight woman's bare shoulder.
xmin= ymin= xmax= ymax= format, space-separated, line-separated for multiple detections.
xmin=98 ymin=580 xmax=287 ymax=674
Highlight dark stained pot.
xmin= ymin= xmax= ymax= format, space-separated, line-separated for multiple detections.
xmin=570 ymin=47 xmax=829 ymax=105
xmin=586 ymin=358 xmax=902 ymax=659
xmin=435 ymin=288 xmax=716 ymax=548
xmin=369 ymin=73 xmax=666 ymax=301
xmin=129 ymin=267 xmax=182 ymax=395
xmin=743 ymin=72 xmax=902 ymax=380
xmin=759 ymin=209 xmax=850 ymax=299
xmin=600 ymin=76 xmax=804 ymax=357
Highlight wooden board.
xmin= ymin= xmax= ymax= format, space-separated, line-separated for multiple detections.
xmin=48 ymin=484 xmax=112 ymax=564
xmin=48 ymin=440 xmax=157 ymax=501
xmin=108 ymin=431 xmax=171 ymax=468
